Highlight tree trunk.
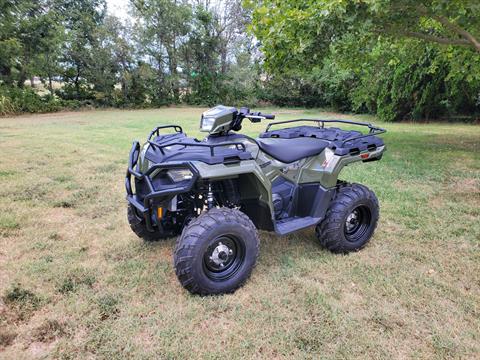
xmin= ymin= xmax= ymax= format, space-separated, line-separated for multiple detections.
xmin=18 ymin=69 xmax=27 ymax=88
xmin=48 ymin=74 xmax=53 ymax=95
xmin=167 ymin=45 xmax=180 ymax=102
xmin=220 ymin=44 xmax=228 ymax=74
xmin=1 ymin=66 xmax=13 ymax=85
xmin=75 ymin=65 xmax=81 ymax=98
xmin=121 ymin=73 xmax=128 ymax=102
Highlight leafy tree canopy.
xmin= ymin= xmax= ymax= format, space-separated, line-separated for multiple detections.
xmin=247 ymin=0 xmax=480 ymax=71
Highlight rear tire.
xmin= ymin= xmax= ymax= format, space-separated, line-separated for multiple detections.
xmin=174 ymin=208 xmax=259 ymax=295
xmin=316 ymin=183 xmax=379 ymax=253
xmin=127 ymin=204 xmax=172 ymax=241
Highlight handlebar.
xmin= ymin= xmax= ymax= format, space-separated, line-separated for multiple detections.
xmin=230 ymin=107 xmax=276 ymax=131
xmin=244 ymin=111 xmax=275 ymax=122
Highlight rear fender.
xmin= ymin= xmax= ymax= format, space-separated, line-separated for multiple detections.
xmin=299 ymin=145 xmax=386 ymax=188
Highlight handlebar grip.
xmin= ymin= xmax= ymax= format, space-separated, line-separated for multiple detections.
xmin=263 ymin=114 xmax=275 ymax=120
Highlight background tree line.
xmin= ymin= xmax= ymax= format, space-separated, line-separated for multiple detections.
xmin=1 ymin=0 xmax=479 ymax=121
xmin=0 ymin=0 xmax=257 ymax=113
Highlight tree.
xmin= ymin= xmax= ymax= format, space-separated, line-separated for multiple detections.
xmin=179 ymin=1 xmax=255 ymax=105
xmin=247 ymin=0 xmax=480 ymax=121
xmin=367 ymin=1 xmax=480 ymax=52
xmin=247 ymin=0 xmax=480 ymax=73
xmin=55 ymin=0 xmax=107 ymax=99
xmin=35 ymin=8 xmax=64 ymax=95
xmin=131 ymin=0 xmax=192 ymax=102
xmin=0 ymin=0 xmax=63 ymax=88
xmin=102 ymin=16 xmax=135 ymax=104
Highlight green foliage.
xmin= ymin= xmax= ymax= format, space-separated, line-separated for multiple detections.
xmin=348 ymin=40 xmax=480 ymax=121
xmin=259 ymin=60 xmax=356 ymax=110
xmin=0 ymin=94 xmax=16 ymax=116
xmin=248 ymin=0 xmax=480 ymax=121
xmin=247 ymin=0 xmax=480 ymax=72
xmin=1 ymin=0 xmax=479 ymax=120
xmin=0 ymin=86 xmax=65 ymax=114
xmin=180 ymin=2 xmax=255 ymax=106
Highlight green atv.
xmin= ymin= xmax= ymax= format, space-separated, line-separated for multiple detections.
xmin=126 ymin=106 xmax=386 ymax=295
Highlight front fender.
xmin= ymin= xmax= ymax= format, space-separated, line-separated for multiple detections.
xmin=191 ymin=160 xmax=275 ymax=228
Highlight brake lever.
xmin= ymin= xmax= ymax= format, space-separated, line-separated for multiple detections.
xmin=246 ymin=115 xmax=265 ymax=123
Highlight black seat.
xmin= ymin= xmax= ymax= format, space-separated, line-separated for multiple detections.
xmin=256 ymin=137 xmax=330 ymax=163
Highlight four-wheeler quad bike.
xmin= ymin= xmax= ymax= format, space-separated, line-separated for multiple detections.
xmin=125 ymin=106 xmax=386 ymax=295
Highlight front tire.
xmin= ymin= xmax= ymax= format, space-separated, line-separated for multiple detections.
xmin=127 ymin=204 xmax=173 ymax=242
xmin=316 ymin=183 xmax=379 ymax=253
xmin=174 ymin=208 xmax=259 ymax=295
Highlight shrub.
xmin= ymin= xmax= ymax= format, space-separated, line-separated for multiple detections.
xmin=350 ymin=42 xmax=480 ymax=122
xmin=0 ymin=86 xmax=64 ymax=115
xmin=0 ymin=95 xmax=17 ymax=115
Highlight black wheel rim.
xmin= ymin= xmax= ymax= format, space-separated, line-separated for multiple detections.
xmin=203 ymin=235 xmax=246 ymax=281
xmin=344 ymin=205 xmax=372 ymax=243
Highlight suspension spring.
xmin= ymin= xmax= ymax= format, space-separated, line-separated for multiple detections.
xmin=207 ymin=182 xmax=215 ymax=210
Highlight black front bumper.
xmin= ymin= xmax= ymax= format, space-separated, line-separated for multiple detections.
xmin=125 ymin=141 xmax=198 ymax=232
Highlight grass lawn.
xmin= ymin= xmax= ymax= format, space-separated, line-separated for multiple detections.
xmin=0 ymin=107 xmax=479 ymax=359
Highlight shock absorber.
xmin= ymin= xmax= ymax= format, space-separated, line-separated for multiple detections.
xmin=207 ymin=182 xmax=215 ymax=210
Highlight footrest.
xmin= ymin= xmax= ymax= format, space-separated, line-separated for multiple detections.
xmin=275 ymin=216 xmax=321 ymax=235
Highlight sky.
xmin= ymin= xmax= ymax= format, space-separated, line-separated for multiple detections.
xmin=106 ymin=0 xmax=131 ymax=22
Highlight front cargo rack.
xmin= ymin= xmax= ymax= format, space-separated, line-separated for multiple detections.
xmin=148 ymin=140 xmax=247 ymax=157
xmin=148 ymin=125 xmax=184 ymax=141
xmin=145 ymin=124 xmax=252 ymax=164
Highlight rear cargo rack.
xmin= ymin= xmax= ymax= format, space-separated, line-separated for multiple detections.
xmin=265 ymin=119 xmax=385 ymax=146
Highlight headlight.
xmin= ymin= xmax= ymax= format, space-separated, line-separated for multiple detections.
xmin=167 ymin=168 xmax=193 ymax=182
xmin=200 ymin=116 xmax=215 ymax=132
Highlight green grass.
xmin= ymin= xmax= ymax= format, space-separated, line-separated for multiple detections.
xmin=0 ymin=107 xmax=479 ymax=359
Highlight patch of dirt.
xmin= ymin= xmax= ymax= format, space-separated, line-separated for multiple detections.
xmin=445 ymin=178 xmax=479 ymax=204
xmin=31 ymin=319 xmax=67 ymax=343
xmin=133 ymin=330 xmax=153 ymax=350
xmin=432 ymin=136 xmax=479 ymax=152
xmin=428 ymin=195 xmax=444 ymax=210
xmin=0 ymin=329 xmax=17 ymax=349
xmin=43 ymin=207 xmax=75 ymax=225
xmin=27 ymin=340 xmax=57 ymax=358
xmin=2 ymin=285 xmax=42 ymax=323
xmin=429 ymin=177 xmax=480 ymax=208
xmin=450 ymin=178 xmax=479 ymax=193
xmin=380 ymin=220 xmax=405 ymax=234
xmin=340 ymin=286 xmax=364 ymax=308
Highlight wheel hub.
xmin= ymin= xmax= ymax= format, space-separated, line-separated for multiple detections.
xmin=344 ymin=205 xmax=372 ymax=242
xmin=203 ymin=235 xmax=246 ymax=281
xmin=209 ymin=241 xmax=233 ymax=267
xmin=345 ymin=210 xmax=359 ymax=232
